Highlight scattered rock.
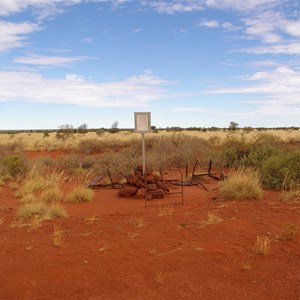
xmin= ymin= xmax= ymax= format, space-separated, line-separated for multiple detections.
xmin=150 ymin=188 xmax=164 ymax=199
xmin=147 ymin=183 xmax=157 ymax=191
xmin=118 ymin=186 xmax=138 ymax=198
xmin=126 ymin=174 xmax=139 ymax=186
xmin=118 ymin=167 xmax=169 ymax=199
xmin=135 ymin=188 xmax=146 ymax=199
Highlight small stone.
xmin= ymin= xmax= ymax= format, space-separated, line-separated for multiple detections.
xmin=145 ymin=174 xmax=156 ymax=183
xmin=147 ymin=183 xmax=158 ymax=191
xmin=136 ymin=179 xmax=146 ymax=189
xmin=151 ymin=188 xmax=165 ymax=199
xmin=135 ymin=188 xmax=146 ymax=199
xmin=126 ymin=174 xmax=139 ymax=186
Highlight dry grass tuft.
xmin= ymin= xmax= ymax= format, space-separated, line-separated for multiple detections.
xmin=97 ymin=243 xmax=109 ymax=253
xmin=279 ymin=223 xmax=297 ymax=240
xmin=281 ymin=189 xmax=300 ymax=202
xmin=253 ymin=235 xmax=271 ymax=256
xmin=206 ymin=213 xmax=222 ymax=225
xmin=47 ymin=203 xmax=67 ymax=219
xmin=18 ymin=202 xmax=48 ymax=220
xmin=40 ymin=188 xmax=63 ymax=202
xmin=241 ymin=254 xmax=252 ymax=271
xmin=84 ymin=215 xmax=99 ymax=225
xmin=154 ymin=269 xmax=166 ymax=285
xmin=132 ymin=216 xmax=146 ymax=228
xmin=219 ymin=167 xmax=263 ymax=200
xmin=158 ymin=205 xmax=174 ymax=216
xmin=52 ymin=223 xmax=63 ymax=247
xmin=127 ymin=232 xmax=141 ymax=240
xmin=29 ymin=215 xmax=42 ymax=230
xmin=65 ymin=186 xmax=94 ymax=202
xmin=199 ymin=213 xmax=223 ymax=228
xmin=20 ymin=193 xmax=37 ymax=204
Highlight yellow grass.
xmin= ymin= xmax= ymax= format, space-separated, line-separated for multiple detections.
xmin=1 ymin=129 xmax=299 ymax=151
xmin=65 ymin=185 xmax=94 ymax=202
xmin=52 ymin=223 xmax=63 ymax=247
xmin=219 ymin=168 xmax=264 ymax=200
xmin=253 ymin=235 xmax=271 ymax=256
xmin=154 ymin=269 xmax=166 ymax=285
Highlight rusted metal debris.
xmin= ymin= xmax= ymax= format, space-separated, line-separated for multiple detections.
xmin=87 ymin=160 xmax=224 ymax=194
xmin=191 ymin=159 xmax=225 ymax=191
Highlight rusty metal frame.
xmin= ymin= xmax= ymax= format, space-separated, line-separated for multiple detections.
xmin=191 ymin=159 xmax=224 ymax=191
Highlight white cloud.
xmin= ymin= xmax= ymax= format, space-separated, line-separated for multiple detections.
xmin=147 ymin=1 xmax=204 ymax=14
xmin=80 ymin=37 xmax=95 ymax=43
xmin=205 ymin=0 xmax=279 ymax=12
xmin=198 ymin=20 xmax=220 ymax=28
xmin=197 ymin=19 xmax=240 ymax=31
xmin=243 ymin=11 xmax=285 ymax=43
xmin=241 ymin=42 xmax=300 ymax=55
xmin=145 ymin=0 xmax=279 ymax=14
xmin=241 ymin=10 xmax=300 ymax=44
xmin=65 ymin=73 xmax=85 ymax=81
xmin=13 ymin=55 xmax=92 ymax=67
xmin=0 ymin=21 xmax=40 ymax=52
xmin=0 ymin=0 xmax=81 ymax=17
xmin=0 ymin=70 xmax=171 ymax=107
xmin=130 ymin=28 xmax=142 ymax=34
xmin=221 ymin=22 xmax=240 ymax=31
xmin=283 ymin=20 xmax=300 ymax=37
xmin=202 ymin=66 xmax=300 ymax=116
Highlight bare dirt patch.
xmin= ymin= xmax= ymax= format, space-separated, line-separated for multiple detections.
xmin=0 ymin=178 xmax=300 ymax=299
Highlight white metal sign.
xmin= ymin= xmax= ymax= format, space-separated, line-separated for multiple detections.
xmin=134 ymin=112 xmax=151 ymax=175
xmin=134 ymin=112 xmax=151 ymax=133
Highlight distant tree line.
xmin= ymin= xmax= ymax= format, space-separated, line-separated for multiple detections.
xmin=1 ymin=121 xmax=299 ymax=136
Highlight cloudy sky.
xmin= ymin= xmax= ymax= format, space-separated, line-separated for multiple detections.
xmin=0 ymin=0 xmax=300 ymax=130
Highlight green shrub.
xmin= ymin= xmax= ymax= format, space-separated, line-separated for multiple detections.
xmin=261 ymin=150 xmax=300 ymax=189
xmin=240 ymin=144 xmax=280 ymax=168
xmin=0 ymin=155 xmax=28 ymax=177
xmin=220 ymin=134 xmax=251 ymax=167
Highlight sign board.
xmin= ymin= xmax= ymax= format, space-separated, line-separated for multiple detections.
xmin=134 ymin=112 xmax=151 ymax=133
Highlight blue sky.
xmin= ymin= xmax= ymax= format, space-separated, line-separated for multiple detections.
xmin=0 ymin=0 xmax=300 ymax=130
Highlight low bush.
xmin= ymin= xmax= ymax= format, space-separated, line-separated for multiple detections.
xmin=219 ymin=168 xmax=263 ymax=200
xmin=0 ymin=155 xmax=28 ymax=177
xmin=219 ymin=134 xmax=251 ymax=167
xmin=240 ymin=144 xmax=280 ymax=168
xmin=261 ymin=150 xmax=300 ymax=189
xmin=78 ymin=139 xmax=105 ymax=154
xmin=0 ymin=141 xmax=24 ymax=155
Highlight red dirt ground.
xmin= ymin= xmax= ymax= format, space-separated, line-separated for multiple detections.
xmin=0 ymin=165 xmax=300 ymax=299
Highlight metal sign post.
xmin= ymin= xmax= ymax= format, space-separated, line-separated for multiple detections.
xmin=134 ymin=112 xmax=151 ymax=175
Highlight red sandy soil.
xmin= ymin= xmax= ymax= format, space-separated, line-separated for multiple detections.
xmin=1 ymin=172 xmax=300 ymax=299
